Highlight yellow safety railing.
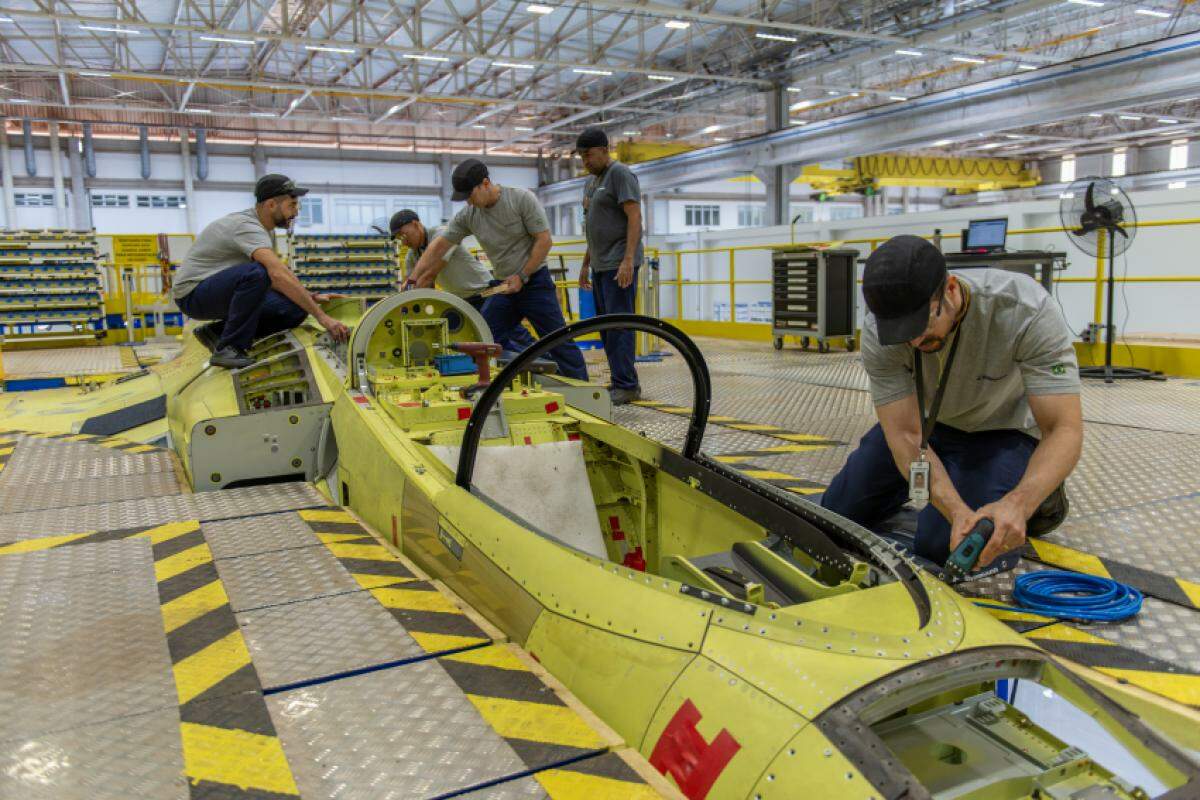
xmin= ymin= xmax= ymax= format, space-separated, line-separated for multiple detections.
xmin=578 ymin=218 xmax=1200 ymax=329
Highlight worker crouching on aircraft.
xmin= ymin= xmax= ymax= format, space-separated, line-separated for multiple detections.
xmin=821 ymin=235 xmax=1081 ymax=574
xmin=172 ymin=174 xmax=350 ymax=369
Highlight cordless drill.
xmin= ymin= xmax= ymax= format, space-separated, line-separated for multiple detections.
xmin=942 ymin=519 xmax=995 ymax=584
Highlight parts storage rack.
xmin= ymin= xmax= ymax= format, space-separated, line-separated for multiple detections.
xmin=770 ymin=247 xmax=857 ymax=353
xmin=289 ymin=233 xmax=399 ymax=300
xmin=0 ymin=229 xmax=105 ymax=343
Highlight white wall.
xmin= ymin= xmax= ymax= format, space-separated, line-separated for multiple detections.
xmin=648 ymin=184 xmax=1200 ymax=335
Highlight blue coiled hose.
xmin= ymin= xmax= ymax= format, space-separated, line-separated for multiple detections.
xmin=1000 ymin=571 xmax=1143 ymax=622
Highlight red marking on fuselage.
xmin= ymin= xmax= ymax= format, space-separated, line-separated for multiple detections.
xmin=649 ymin=699 xmax=740 ymax=799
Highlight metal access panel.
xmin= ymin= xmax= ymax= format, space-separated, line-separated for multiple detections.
xmin=189 ymin=404 xmax=332 ymax=491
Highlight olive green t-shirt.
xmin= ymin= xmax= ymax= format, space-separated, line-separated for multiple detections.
xmin=173 ymin=208 xmax=275 ymax=300
xmin=404 ymin=224 xmax=491 ymax=298
xmin=861 ymin=269 xmax=1080 ymax=438
xmin=442 ymin=186 xmax=550 ymax=279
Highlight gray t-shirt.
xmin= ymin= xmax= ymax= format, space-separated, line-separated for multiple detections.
xmin=862 ymin=269 xmax=1079 ymax=438
xmin=404 ymin=225 xmax=491 ymax=298
xmin=173 ymin=208 xmax=275 ymax=300
xmin=443 ymin=186 xmax=550 ymax=279
xmin=583 ymin=161 xmax=643 ymax=272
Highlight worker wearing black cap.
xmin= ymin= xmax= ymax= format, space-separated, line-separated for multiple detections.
xmin=820 ymin=235 xmax=1080 ymax=574
xmin=172 ymin=173 xmax=349 ymax=368
xmin=410 ymin=158 xmax=588 ymax=380
xmin=577 ymin=127 xmax=643 ymax=405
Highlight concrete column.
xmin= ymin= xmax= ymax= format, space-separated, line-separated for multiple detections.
xmin=179 ymin=130 xmax=197 ymax=235
xmin=902 ymin=185 xmax=912 ymax=214
xmin=757 ymin=85 xmax=794 ymax=227
xmin=0 ymin=124 xmax=15 ymax=229
xmin=641 ymin=192 xmax=654 ymax=237
xmin=559 ymin=205 xmax=574 ymax=237
xmin=251 ymin=143 xmax=267 ymax=179
xmin=438 ymin=152 xmax=453 ymax=223
xmin=66 ymin=136 xmax=91 ymax=230
xmin=49 ymin=122 xmax=68 ymax=229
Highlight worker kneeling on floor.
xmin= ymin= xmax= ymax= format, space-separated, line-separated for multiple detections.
xmin=821 ymin=235 xmax=1082 ymax=575
xmin=172 ymin=173 xmax=350 ymax=369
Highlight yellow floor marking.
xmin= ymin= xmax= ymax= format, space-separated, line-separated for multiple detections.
xmin=173 ymin=630 xmax=253 ymax=705
xmin=741 ymin=469 xmax=797 ymax=481
xmin=62 ymin=433 xmax=95 ymax=442
xmin=465 ymin=695 xmax=606 ymax=749
xmin=315 ymin=532 xmax=367 ymax=545
xmin=776 ymin=433 xmax=838 ymax=443
xmin=323 ymin=542 xmax=398 ymax=561
xmin=708 ymin=415 xmax=738 ymax=423
xmin=124 ymin=444 xmax=159 ymax=454
xmin=658 ymin=406 xmax=693 ymax=414
xmin=141 ymin=520 xmax=202 ymax=546
xmin=1180 ymin=579 xmax=1200 ymax=609
xmin=712 ymin=455 xmax=754 ymax=464
xmin=0 ymin=531 xmax=92 ymax=555
xmin=410 ymin=631 xmax=490 ymax=652
xmin=179 ymin=722 xmax=299 ymax=796
xmin=0 ymin=445 xmax=14 ymax=456
xmin=1096 ymin=669 xmax=1200 ymax=707
xmin=728 ymin=423 xmax=780 ymax=431
xmin=155 ymin=543 xmax=215 ymax=583
xmin=443 ymin=645 xmax=526 ymax=672
xmin=535 ymin=770 xmax=661 ymax=800
xmin=160 ymin=581 xmax=230 ymax=634
xmin=1027 ymin=539 xmax=1111 ymax=578
xmin=984 ymin=607 xmax=1055 ymax=625
xmin=371 ymin=586 xmax=462 ymax=614
xmin=759 ymin=444 xmax=826 ymax=453
xmin=299 ymin=509 xmax=357 ymax=524
xmin=351 ymin=573 xmax=415 ymax=590
xmin=1029 ymin=623 xmax=1114 ymax=646
xmin=785 ymin=486 xmax=824 ymax=495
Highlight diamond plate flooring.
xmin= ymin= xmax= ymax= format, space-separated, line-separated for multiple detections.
xmin=0 ymin=432 xmax=663 ymax=799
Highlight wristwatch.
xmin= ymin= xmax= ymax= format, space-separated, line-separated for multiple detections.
xmin=518 ymin=272 xmax=530 ymax=285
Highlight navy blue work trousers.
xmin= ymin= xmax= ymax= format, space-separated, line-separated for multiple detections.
xmin=481 ymin=267 xmax=588 ymax=380
xmin=467 ymin=287 xmax=536 ymax=353
xmin=591 ymin=267 xmax=640 ymax=391
xmin=177 ymin=261 xmax=307 ymax=352
xmin=821 ymin=422 xmax=1037 ymax=566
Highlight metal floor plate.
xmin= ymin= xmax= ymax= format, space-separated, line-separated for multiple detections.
xmin=0 ymin=447 xmax=177 ymax=486
xmin=0 ymin=482 xmax=326 ymax=542
xmin=214 ymin=542 xmax=362 ymax=612
xmin=0 ymin=471 xmax=183 ymax=514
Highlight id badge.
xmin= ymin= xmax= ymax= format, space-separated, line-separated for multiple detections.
xmin=908 ymin=458 xmax=930 ymax=509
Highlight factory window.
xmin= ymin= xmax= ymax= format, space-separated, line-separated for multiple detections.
xmin=91 ymin=193 xmax=130 ymax=208
xmin=684 ymin=204 xmax=720 ymax=227
xmin=396 ymin=199 xmax=443 ymax=227
xmin=737 ymin=204 xmax=765 ymax=227
xmin=829 ymin=205 xmax=863 ymax=221
xmin=1059 ymin=156 xmax=1076 ymax=183
xmin=14 ymin=192 xmax=55 ymax=208
xmin=295 ymin=197 xmax=324 ymax=228
xmin=1111 ymin=151 xmax=1126 ymax=178
xmin=136 ymin=195 xmax=187 ymax=209
xmin=334 ymin=197 xmax=389 ymax=230
xmin=1169 ymin=140 xmax=1189 ymax=170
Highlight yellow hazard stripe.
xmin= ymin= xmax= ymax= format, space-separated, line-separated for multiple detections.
xmin=443 ymin=644 xmax=527 ymax=671
xmin=155 ymin=543 xmax=215 ymax=583
xmin=785 ymin=486 xmax=824 ymax=495
xmin=465 ymin=695 xmax=607 ymax=750
xmin=179 ymin=722 xmax=299 ymax=796
xmin=299 ymin=508 xmax=357 ymax=523
xmin=0 ymin=531 xmax=93 ymax=555
xmin=371 ymin=585 xmax=462 ymax=615
xmin=740 ymin=469 xmax=798 ymax=481
xmin=1027 ymin=539 xmax=1110 ymax=579
xmin=160 ymin=580 xmax=231 ymax=634
xmin=172 ymin=629 xmax=254 ymax=705
xmin=535 ymin=769 xmax=662 ymax=800
xmin=142 ymin=520 xmax=203 ymax=545
xmin=1095 ymin=670 xmax=1200 ymax=707
xmin=410 ymin=631 xmax=490 ymax=652
xmin=323 ymin=542 xmax=399 ymax=561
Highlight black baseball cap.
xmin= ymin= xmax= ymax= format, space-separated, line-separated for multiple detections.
xmin=576 ymin=127 xmax=608 ymax=152
xmin=451 ymin=159 xmax=489 ymax=201
xmin=389 ymin=209 xmax=420 ymax=235
xmin=254 ymin=173 xmax=309 ymax=203
xmin=862 ymin=235 xmax=948 ymax=346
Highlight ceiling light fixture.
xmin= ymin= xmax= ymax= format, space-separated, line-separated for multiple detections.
xmin=895 ymin=49 xmax=923 ymax=56
xmin=700 ymin=124 xmax=722 ymax=134
xmin=826 ymin=90 xmax=839 ymax=96
xmin=78 ymin=71 xmax=113 ymax=77
xmin=8 ymin=98 xmax=29 ymax=103
xmin=514 ymin=126 xmax=534 ymax=131
xmin=573 ymin=67 xmax=613 ymax=76
xmin=622 ymin=130 xmax=640 ymax=135
xmin=1017 ymin=64 xmax=1038 ymax=71
xmin=1168 ymin=180 xmax=1186 ymax=189
xmin=185 ymin=108 xmax=212 ymax=114
xmin=494 ymin=61 xmax=533 ymax=69
xmin=200 ymin=35 xmax=256 ymax=45
xmin=756 ymin=32 xmax=798 ymax=43
xmin=1088 ymin=112 xmax=1104 ymax=117
xmin=1134 ymin=7 xmax=1169 ymax=15
xmin=80 ymin=24 xmax=139 ymax=34
xmin=889 ymin=95 xmax=907 ymax=101
xmin=951 ymin=56 xmax=987 ymax=64
xmin=250 ymin=111 xmax=277 ymax=118
xmin=978 ymin=142 xmax=1003 ymax=149
xmin=306 ymin=44 xmax=356 ymax=53
xmin=1158 ymin=117 xmax=1179 ymax=124
xmin=932 ymin=139 xmax=953 ymax=146
xmin=404 ymin=53 xmax=448 ymax=61
xmin=330 ymin=116 xmax=353 ymax=121
xmin=647 ymin=75 xmax=675 ymax=82
xmin=789 ymin=100 xmax=813 ymax=110
xmin=1066 ymin=0 xmax=1105 ymax=6
xmin=526 ymin=4 xmax=554 ymax=14
xmin=1118 ymin=114 xmax=1142 ymax=120
xmin=665 ymin=20 xmax=690 ymax=30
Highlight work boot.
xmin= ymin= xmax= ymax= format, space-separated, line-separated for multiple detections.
xmin=210 ymin=346 xmax=254 ymax=370
xmin=608 ymin=386 xmax=642 ymax=406
xmin=1027 ymin=483 xmax=1069 ymax=537
xmin=193 ymin=320 xmax=224 ymax=352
